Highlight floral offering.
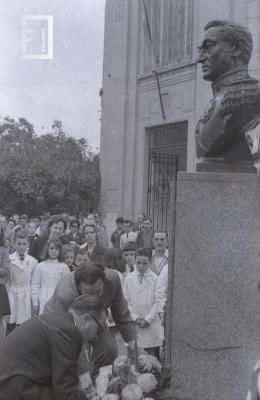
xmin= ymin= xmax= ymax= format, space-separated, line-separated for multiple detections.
xmin=98 ymin=353 xmax=164 ymax=400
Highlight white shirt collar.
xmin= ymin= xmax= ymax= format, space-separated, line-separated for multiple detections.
xmin=135 ymin=268 xmax=150 ymax=278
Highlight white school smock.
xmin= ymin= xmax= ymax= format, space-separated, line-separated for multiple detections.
xmin=8 ymin=252 xmax=38 ymax=324
xmin=124 ymin=269 xmax=163 ymax=349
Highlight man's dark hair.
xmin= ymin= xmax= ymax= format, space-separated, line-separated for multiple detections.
xmin=136 ymin=247 xmax=152 ymax=261
xmin=48 ymin=215 xmax=67 ymax=231
xmin=116 ymin=217 xmax=124 ymax=224
xmin=69 ymin=294 xmax=107 ymax=318
xmin=74 ymin=263 xmax=106 ymax=288
xmin=122 ymin=241 xmax=137 ymax=253
xmin=14 ymin=230 xmax=28 ymax=241
xmin=70 ymin=218 xmax=80 ymax=229
xmin=20 ymin=214 xmax=28 ymax=221
xmin=83 ymin=223 xmax=97 ymax=232
xmin=153 ymin=230 xmax=168 ymax=239
xmin=204 ymin=20 xmax=253 ymax=65
xmin=144 ymin=217 xmax=152 ymax=224
xmin=124 ymin=219 xmax=132 ymax=225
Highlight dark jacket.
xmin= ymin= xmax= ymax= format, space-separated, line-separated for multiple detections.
xmin=65 ymin=231 xmax=85 ymax=245
xmin=29 ymin=234 xmax=69 ymax=262
xmin=110 ymin=230 xmax=124 ymax=248
xmin=132 ymin=222 xmax=142 ymax=232
xmin=44 ymin=269 xmax=136 ymax=343
xmin=80 ymin=242 xmax=106 ymax=268
xmin=0 ymin=312 xmax=86 ymax=400
xmin=28 ymin=233 xmax=40 ymax=252
xmin=136 ymin=229 xmax=154 ymax=249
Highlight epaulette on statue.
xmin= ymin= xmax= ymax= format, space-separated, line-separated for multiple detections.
xmin=221 ymin=79 xmax=260 ymax=117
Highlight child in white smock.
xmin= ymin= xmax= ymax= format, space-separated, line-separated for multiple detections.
xmin=31 ymin=238 xmax=70 ymax=314
xmin=123 ymin=247 xmax=163 ymax=359
xmin=7 ymin=230 xmax=38 ymax=335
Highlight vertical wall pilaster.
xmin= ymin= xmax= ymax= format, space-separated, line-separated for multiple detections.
xmin=247 ymin=0 xmax=260 ymax=80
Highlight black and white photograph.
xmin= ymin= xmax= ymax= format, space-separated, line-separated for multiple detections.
xmin=0 ymin=1 xmax=259 ymax=399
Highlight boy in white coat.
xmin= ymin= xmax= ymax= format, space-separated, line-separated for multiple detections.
xmin=123 ymin=247 xmax=163 ymax=359
xmin=6 ymin=230 xmax=38 ymax=336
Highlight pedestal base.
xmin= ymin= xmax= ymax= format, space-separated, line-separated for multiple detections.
xmin=170 ymin=172 xmax=260 ymax=400
xmin=196 ymin=160 xmax=256 ymax=173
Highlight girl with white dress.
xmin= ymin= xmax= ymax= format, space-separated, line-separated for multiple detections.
xmin=31 ymin=239 xmax=70 ymax=314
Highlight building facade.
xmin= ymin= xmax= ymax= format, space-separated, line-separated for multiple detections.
xmin=100 ymin=0 xmax=260 ymax=232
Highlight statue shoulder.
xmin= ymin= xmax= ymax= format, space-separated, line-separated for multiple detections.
xmin=221 ymin=79 xmax=260 ymax=116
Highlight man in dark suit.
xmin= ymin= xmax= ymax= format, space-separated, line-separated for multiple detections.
xmin=27 ymin=220 xmax=39 ymax=252
xmin=44 ymin=262 xmax=136 ymax=380
xmin=0 ymin=294 xmax=107 ymax=400
xmin=80 ymin=224 xmax=106 ymax=267
xmin=110 ymin=217 xmax=124 ymax=248
xmin=136 ymin=217 xmax=154 ymax=250
xmin=132 ymin=213 xmax=145 ymax=232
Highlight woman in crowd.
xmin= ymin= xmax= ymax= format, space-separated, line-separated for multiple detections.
xmin=29 ymin=215 xmax=69 ymax=262
xmin=65 ymin=218 xmax=85 ymax=245
xmin=80 ymin=224 xmax=106 ymax=267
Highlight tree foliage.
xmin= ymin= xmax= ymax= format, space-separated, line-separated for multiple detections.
xmin=0 ymin=117 xmax=100 ymax=216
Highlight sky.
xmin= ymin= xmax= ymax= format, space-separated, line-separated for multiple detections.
xmin=0 ymin=0 xmax=106 ymax=151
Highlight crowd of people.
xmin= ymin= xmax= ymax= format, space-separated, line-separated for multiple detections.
xmin=0 ymin=211 xmax=169 ymax=398
xmin=0 ymin=212 xmax=258 ymax=399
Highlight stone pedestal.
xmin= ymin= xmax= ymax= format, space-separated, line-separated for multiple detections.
xmin=170 ymin=172 xmax=260 ymax=400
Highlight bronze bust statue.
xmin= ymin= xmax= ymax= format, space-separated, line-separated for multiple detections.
xmin=196 ymin=20 xmax=260 ymax=173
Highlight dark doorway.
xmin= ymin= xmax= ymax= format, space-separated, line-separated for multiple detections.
xmin=147 ymin=121 xmax=188 ymax=230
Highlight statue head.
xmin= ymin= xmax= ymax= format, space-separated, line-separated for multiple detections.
xmin=197 ymin=20 xmax=253 ymax=82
